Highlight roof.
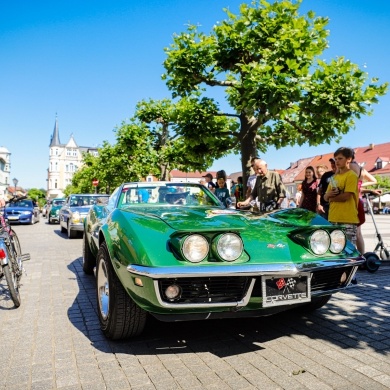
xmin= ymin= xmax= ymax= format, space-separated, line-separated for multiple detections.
xmin=49 ymin=115 xmax=61 ymax=147
xmin=353 ymin=142 xmax=390 ymax=175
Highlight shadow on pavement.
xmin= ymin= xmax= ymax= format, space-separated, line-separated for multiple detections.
xmin=66 ymin=257 xmax=390 ymax=358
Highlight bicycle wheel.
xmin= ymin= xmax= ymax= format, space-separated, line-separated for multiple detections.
xmin=10 ymin=230 xmax=22 ymax=257
xmin=3 ymin=262 xmax=21 ymax=307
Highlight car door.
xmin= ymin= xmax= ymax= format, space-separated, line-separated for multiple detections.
xmin=59 ymin=197 xmax=71 ymax=227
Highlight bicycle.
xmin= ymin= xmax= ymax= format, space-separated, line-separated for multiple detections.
xmin=0 ymin=195 xmax=30 ymax=307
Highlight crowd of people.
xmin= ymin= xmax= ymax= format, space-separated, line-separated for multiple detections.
xmin=202 ymin=146 xmax=381 ymax=255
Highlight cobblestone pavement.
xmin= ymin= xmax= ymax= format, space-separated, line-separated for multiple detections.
xmin=0 ymin=215 xmax=389 ymax=389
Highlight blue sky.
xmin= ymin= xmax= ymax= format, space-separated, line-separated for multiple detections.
xmin=1 ymin=0 xmax=389 ymax=189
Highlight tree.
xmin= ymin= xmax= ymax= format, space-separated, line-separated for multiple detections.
xmin=27 ymin=188 xmax=46 ymax=207
xmin=135 ymin=98 xmax=237 ymax=179
xmin=163 ymin=0 xmax=388 ymax=187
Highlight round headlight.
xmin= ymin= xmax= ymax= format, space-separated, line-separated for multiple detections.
xmin=330 ymin=230 xmax=346 ymax=253
xmin=182 ymin=234 xmax=209 ymax=263
xmin=72 ymin=211 xmax=81 ymax=223
xmin=310 ymin=230 xmax=330 ymax=255
xmin=215 ymin=233 xmax=243 ymax=261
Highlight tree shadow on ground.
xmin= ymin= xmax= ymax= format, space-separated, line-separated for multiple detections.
xmin=66 ymin=257 xmax=390 ymax=358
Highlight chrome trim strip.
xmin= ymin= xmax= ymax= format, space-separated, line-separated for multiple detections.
xmin=153 ymin=278 xmax=256 ymax=309
xmin=127 ymin=256 xmax=365 ymax=278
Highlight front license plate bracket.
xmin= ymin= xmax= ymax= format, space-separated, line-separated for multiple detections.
xmin=262 ymin=274 xmax=311 ymax=307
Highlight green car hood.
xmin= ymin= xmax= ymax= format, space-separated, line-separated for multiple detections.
xmin=126 ymin=206 xmax=327 ymax=231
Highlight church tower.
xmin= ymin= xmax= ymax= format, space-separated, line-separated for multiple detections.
xmin=47 ymin=115 xmax=99 ymax=199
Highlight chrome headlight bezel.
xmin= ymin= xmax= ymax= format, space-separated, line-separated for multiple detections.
xmin=212 ymin=233 xmax=243 ymax=262
xmin=329 ymin=229 xmax=346 ymax=253
xmin=309 ymin=230 xmax=330 ymax=255
xmin=181 ymin=234 xmax=209 ymax=263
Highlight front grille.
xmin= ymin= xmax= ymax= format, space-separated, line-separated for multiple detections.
xmin=310 ymin=266 xmax=354 ymax=291
xmin=159 ymin=276 xmax=250 ymax=304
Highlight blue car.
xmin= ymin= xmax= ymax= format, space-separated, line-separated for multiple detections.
xmin=5 ymin=198 xmax=40 ymax=224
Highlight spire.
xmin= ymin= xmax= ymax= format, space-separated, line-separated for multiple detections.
xmin=49 ymin=114 xmax=61 ymax=147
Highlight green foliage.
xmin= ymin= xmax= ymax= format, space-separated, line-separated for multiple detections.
xmin=163 ymin=0 xmax=388 ymax=184
xmin=373 ymin=175 xmax=390 ymax=193
xmin=27 ymin=188 xmax=46 ymax=206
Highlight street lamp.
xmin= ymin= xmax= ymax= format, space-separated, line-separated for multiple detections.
xmin=13 ymin=177 xmax=18 ymax=195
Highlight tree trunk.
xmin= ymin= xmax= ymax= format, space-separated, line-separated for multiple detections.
xmin=239 ymin=115 xmax=260 ymax=196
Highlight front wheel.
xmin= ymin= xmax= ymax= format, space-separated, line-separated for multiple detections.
xmin=3 ymin=263 xmax=21 ymax=307
xmin=67 ymin=222 xmax=77 ymax=239
xmin=96 ymin=243 xmax=147 ymax=339
xmin=364 ymin=252 xmax=380 ymax=273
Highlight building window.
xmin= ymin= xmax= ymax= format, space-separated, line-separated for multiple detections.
xmin=377 ymin=161 xmax=382 ymax=169
xmin=55 ymin=162 xmax=58 ymax=171
xmin=73 ymin=149 xmax=77 ymax=156
xmin=55 ymin=149 xmax=58 ymax=156
xmin=55 ymin=180 xmax=58 ymax=189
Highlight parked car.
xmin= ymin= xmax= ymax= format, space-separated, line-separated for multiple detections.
xmin=59 ymin=194 xmax=109 ymax=238
xmin=4 ymin=198 xmax=40 ymax=224
xmin=41 ymin=203 xmax=49 ymax=218
xmin=48 ymin=198 xmax=66 ymax=224
xmin=82 ymin=182 xmax=365 ymax=340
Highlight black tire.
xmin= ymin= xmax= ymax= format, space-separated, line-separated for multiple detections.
xmin=298 ymin=295 xmax=331 ymax=312
xmin=67 ymin=222 xmax=77 ymax=239
xmin=96 ymin=243 xmax=147 ymax=339
xmin=10 ymin=230 xmax=22 ymax=257
xmin=82 ymin=233 xmax=96 ymax=274
xmin=48 ymin=216 xmax=52 ymax=224
xmin=3 ymin=263 xmax=21 ymax=307
xmin=61 ymin=222 xmax=66 ymax=233
xmin=364 ymin=252 xmax=380 ymax=273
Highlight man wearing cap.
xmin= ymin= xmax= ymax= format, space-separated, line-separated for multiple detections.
xmin=202 ymin=173 xmax=216 ymax=192
xmin=316 ymin=158 xmax=337 ymax=220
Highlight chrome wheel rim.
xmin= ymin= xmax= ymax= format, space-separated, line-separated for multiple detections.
xmin=97 ymin=257 xmax=109 ymax=320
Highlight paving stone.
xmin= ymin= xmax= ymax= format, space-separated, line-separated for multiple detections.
xmin=1 ymin=218 xmax=390 ymax=389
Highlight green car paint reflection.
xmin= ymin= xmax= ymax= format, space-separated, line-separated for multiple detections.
xmin=82 ymin=182 xmax=364 ymax=340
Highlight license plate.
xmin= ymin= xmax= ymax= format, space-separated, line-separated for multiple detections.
xmin=262 ymin=274 xmax=311 ymax=307
xmin=7 ymin=216 xmax=18 ymax=220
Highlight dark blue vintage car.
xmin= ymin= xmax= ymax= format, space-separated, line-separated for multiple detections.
xmin=5 ymin=198 xmax=40 ymax=224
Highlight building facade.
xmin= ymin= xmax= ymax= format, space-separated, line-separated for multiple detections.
xmin=0 ymin=146 xmax=11 ymax=200
xmin=47 ymin=117 xmax=98 ymax=199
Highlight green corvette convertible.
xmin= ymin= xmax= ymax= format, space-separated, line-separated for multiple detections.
xmin=83 ymin=181 xmax=364 ymax=340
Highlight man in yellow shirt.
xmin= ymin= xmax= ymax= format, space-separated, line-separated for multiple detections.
xmin=324 ymin=147 xmax=359 ymax=245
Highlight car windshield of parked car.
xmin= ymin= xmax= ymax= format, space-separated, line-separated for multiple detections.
xmin=118 ymin=183 xmax=220 ymax=208
xmin=53 ymin=200 xmax=65 ymax=207
xmin=69 ymin=196 xmax=99 ymax=207
xmin=8 ymin=200 xmax=33 ymax=208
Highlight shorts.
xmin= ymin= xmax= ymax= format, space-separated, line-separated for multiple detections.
xmin=334 ymin=223 xmax=357 ymax=245
xmin=357 ymin=198 xmax=365 ymax=227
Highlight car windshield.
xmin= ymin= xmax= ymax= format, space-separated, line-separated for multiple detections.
xmin=9 ymin=200 xmax=33 ymax=208
xmin=69 ymin=195 xmax=108 ymax=207
xmin=118 ymin=183 xmax=221 ymax=208
xmin=52 ymin=200 xmax=65 ymax=206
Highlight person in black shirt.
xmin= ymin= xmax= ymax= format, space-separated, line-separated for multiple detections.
xmin=316 ymin=158 xmax=337 ymax=219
